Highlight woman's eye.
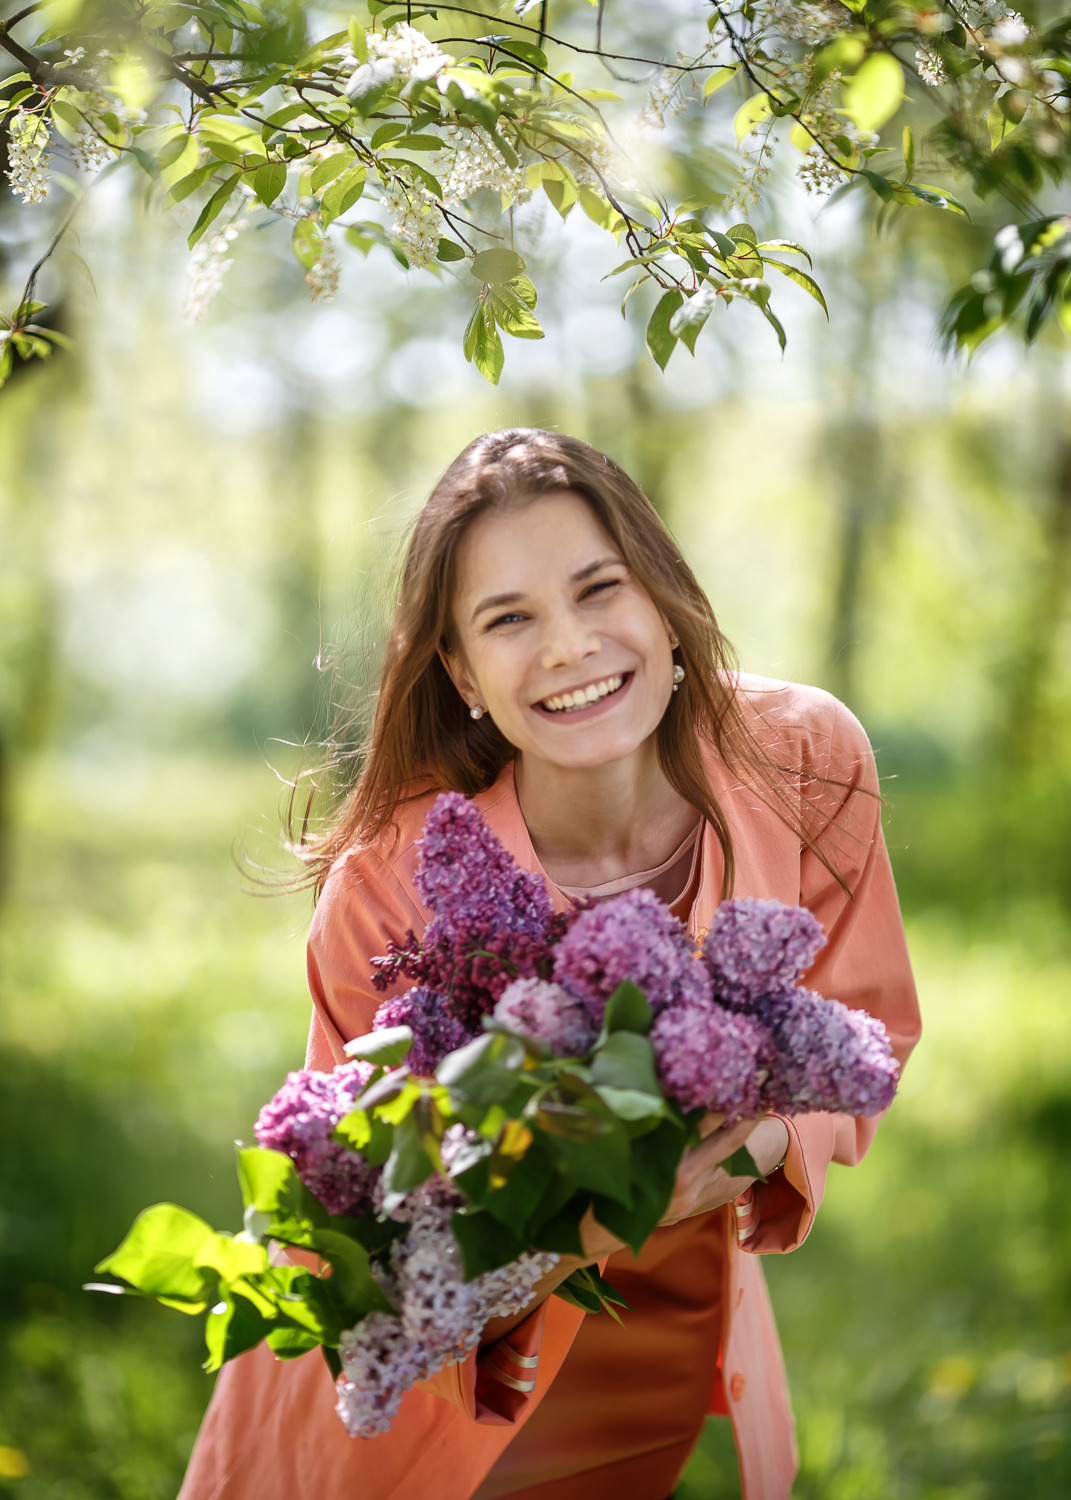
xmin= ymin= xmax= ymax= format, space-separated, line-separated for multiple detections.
xmin=487 ymin=612 xmax=524 ymax=630
xmin=583 ymin=579 xmax=621 ymax=599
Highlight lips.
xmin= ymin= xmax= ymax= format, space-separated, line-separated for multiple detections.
xmin=537 ymin=673 xmax=629 ymax=714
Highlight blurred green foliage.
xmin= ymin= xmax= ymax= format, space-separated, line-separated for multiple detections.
xmin=2 ymin=168 xmax=1071 ymax=1498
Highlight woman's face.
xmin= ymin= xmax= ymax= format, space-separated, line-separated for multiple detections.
xmin=444 ymin=490 xmax=677 ymax=773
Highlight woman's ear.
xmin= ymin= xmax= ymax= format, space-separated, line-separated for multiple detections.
xmin=437 ymin=644 xmax=480 ymax=713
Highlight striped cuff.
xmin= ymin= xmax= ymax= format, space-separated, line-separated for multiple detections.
xmin=481 ymin=1341 xmax=540 ymax=1394
xmin=734 ymin=1195 xmax=757 ymax=1243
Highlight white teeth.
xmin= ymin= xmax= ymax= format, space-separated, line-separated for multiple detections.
xmin=541 ymin=675 xmax=625 ymax=713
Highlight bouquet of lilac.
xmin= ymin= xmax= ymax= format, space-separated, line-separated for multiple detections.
xmin=90 ymin=793 xmax=898 ymax=1439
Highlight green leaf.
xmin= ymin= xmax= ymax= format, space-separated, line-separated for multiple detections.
xmin=553 ymin=1265 xmax=631 ymax=1320
xmin=437 ymin=238 xmax=467 ymax=261
xmin=602 ymin=981 xmax=654 ymax=1036
xmin=903 ymin=183 xmax=970 ymax=217
xmin=167 ymin=163 xmax=219 ymax=205
xmin=843 ymin=52 xmax=905 ymax=134
xmin=311 ymin=151 xmax=354 ymax=192
xmin=529 ymin=1191 xmax=589 ymax=1256
xmin=590 ymin=1113 xmax=686 ymax=1254
xmin=203 ymin=1288 xmax=274 ymax=1372
xmin=593 ymin=1085 xmax=667 ymax=1126
xmin=763 ymin=259 xmax=828 ymax=316
xmin=646 ymin=290 xmax=683 ymax=371
xmin=95 ymin=1204 xmax=216 ymax=1305
xmin=344 ymin=1026 xmax=413 ymax=1068
xmin=703 ymin=65 xmax=737 ymax=100
xmin=438 ymin=1031 xmax=525 ymax=1090
xmin=474 ymin=314 xmax=505 ymax=385
xmin=252 ymin=160 xmax=286 ymax=208
xmin=188 ymin=175 xmax=240 ymax=249
xmin=755 ymin=237 xmax=812 ymax=265
xmin=265 ymin=1322 xmax=322 ymax=1360
xmin=291 ymin=217 xmax=322 ymax=271
xmin=471 ymin=248 xmax=527 ymax=285
xmin=812 ymin=34 xmax=867 ymax=86
xmin=734 ymin=92 xmax=773 ymax=143
xmin=862 ymin=169 xmax=895 ymax=203
xmin=320 ymin=166 xmax=366 ymax=227
xmin=490 ymin=284 xmax=543 ymax=339
xmin=308 ymin=1229 xmax=395 ymax=1318
xmin=668 ymin=284 xmax=719 ymax=353
xmin=902 ymin=125 xmax=915 ymax=183
xmin=727 ymin=222 xmax=758 ymax=246
xmin=370 ymin=121 xmax=406 ymax=149
xmin=235 ymin=1145 xmax=325 ymax=1244
xmin=540 ymin=1114 xmax=633 ymax=1206
xmin=723 ymin=1144 xmax=765 ymax=1180
xmin=381 ymin=1112 xmax=435 ymax=1200
xmin=451 ymin=1208 xmax=527 ymax=1279
xmin=198 ymin=114 xmax=267 ymax=162
xmin=590 ymin=1032 xmax=661 ymax=1095
xmin=577 ymin=186 xmax=622 ymax=232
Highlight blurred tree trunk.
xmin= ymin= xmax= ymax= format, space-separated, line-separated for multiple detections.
xmin=823 ymin=255 xmax=898 ymax=712
xmin=997 ymin=433 xmax=1071 ymax=768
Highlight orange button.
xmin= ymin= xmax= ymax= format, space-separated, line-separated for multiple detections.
xmin=729 ymin=1372 xmax=747 ymax=1401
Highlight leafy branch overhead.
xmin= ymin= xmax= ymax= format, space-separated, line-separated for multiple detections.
xmin=1 ymin=0 xmax=1070 ymax=386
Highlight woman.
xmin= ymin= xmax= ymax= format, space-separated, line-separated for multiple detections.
xmin=180 ymin=430 xmax=920 ymax=1500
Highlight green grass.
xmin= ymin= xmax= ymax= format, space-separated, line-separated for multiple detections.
xmin=1 ymin=753 xmax=1069 ymax=1498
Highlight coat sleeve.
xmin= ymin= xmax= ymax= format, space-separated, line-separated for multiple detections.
xmin=739 ymin=698 xmax=922 ymax=1257
xmin=303 ymin=847 xmax=554 ymax=1426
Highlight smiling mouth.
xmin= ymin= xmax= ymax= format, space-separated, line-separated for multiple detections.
xmin=538 ymin=673 xmax=629 ymax=714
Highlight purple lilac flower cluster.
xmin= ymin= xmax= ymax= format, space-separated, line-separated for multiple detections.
xmin=415 ymin=792 xmax=552 ymax=943
xmin=552 ymin=888 xmax=712 ymax=1021
xmin=371 ymin=988 xmax=471 ymax=1076
xmin=334 ymin=1179 xmax=557 ymax=1439
xmin=253 ymin=1061 xmax=377 ymax=1218
xmin=492 ymin=977 xmax=599 ymax=1058
xmin=704 ymin=898 xmax=826 ymax=1003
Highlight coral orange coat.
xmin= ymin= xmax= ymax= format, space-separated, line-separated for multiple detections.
xmin=179 ymin=677 xmax=921 ymax=1500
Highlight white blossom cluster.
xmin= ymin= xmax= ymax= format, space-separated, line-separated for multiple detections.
xmin=440 ymin=125 xmax=530 ymax=205
xmin=305 ymin=235 xmax=340 ymax=301
xmin=72 ymin=122 xmax=113 ymax=173
xmin=639 ymin=54 xmax=691 ymax=131
xmin=183 ymin=218 xmax=247 ymax=322
xmin=916 ymin=44 xmax=949 ymax=87
xmin=383 ymin=178 xmax=443 ymax=268
xmin=335 ymin=1177 xmax=557 ymax=1438
xmin=763 ymin=0 xmax=850 ymax=48
xmin=991 ymin=12 xmax=1030 ymax=46
xmin=796 ymin=118 xmax=876 ymax=197
xmin=5 ymin=109 xmax=52 ymax=204
xmin=365 ymin=22 xmax=450 ymax=84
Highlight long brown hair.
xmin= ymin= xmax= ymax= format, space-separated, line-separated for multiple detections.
xmin=294 ymin=429 xmax=846 ymax=898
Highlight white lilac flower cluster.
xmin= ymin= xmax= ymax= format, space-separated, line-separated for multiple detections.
xmin=441 ymin=124 xmax=530 ymax=205
xmin=5 ymin=109 xmax=52 ymax=204
xmin=366 ymin=21 xmax=451 ymax=84
xmin=335 ymin=1178 xmax=557 ymax=1437
xmin=183 ymin=218 xmax=247 ymax=323
xmin=383 ymin=178 xmax=443 ymax=269
xmin=763 ymin=0 xmax=850 ymax=48
xmin=305 ymin=235 xmax=340 ymax=302
xmin=72 ymin=122 xmax=113 ymax=173
xmin=916 ymin=44 xmax=949 ymax=87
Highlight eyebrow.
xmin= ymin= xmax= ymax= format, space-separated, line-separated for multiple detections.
xmin=469 ymin=555 xmax=625 ymax=623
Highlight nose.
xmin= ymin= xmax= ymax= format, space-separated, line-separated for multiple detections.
xmin=539 ymin=604 xmax=601 ymax=673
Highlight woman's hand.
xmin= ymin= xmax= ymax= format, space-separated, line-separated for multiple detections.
xmin=658 ymin=1114 xmax=790 ymax=1228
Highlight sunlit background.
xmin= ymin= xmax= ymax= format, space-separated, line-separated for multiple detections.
xmin=2 ymin=97 xmax=1071 ymax=1499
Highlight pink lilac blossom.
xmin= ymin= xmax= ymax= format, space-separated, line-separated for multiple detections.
xmin=751 ymin=988 xmax=899 ymax=1116
xmin=415 ymin=792 xmax=552 ymax=942
xmin=552 ymin=887 xmax=712 ymax=1021
xmin=650 ymin=1001 xmax=774 ymax=1123
xmin=372 ymin=987 xmax=473 ymax=1075
xmin=703 ymin=898 xmax=826 ymax=1005
xmin=254 ymin=1061 xmax=377 ymax=1218
xmin=492 ymin=977 xmax=599 ymax=1057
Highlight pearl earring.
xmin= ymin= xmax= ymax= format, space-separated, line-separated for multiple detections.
xmin=470 ymin=704 xmax=485 ymax=720
xmin=672 ymin=664 xmax=685 ymax=691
